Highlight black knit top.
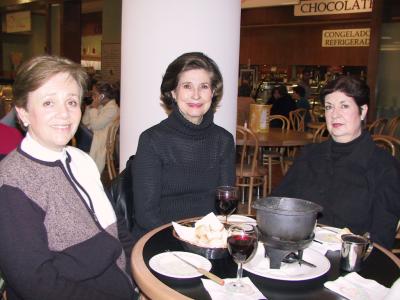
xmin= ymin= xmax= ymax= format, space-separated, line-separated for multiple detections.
xmin=131 ymin=105 xmax=235 ymax=241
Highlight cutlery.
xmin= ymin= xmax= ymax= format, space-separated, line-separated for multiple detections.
xmin=167 ymin=251 xmax=225 ymax=286
xmin=317 ymin=226 xmax=339 ymax=234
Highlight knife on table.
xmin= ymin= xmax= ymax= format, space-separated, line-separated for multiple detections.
xmin=169 ymin=251 xmax=225 ymax=286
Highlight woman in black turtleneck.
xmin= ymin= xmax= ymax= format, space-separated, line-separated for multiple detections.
xmin=131 ymin=52 xmax=235 ymax=242
xmin=272 ymin=76 xmax=400 ymax=249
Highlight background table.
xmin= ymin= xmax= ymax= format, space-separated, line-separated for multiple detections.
xmin=131 ymin=222 xmax=400 ymax=300
xmin=236 ymin=128 xmax=314 ymax=147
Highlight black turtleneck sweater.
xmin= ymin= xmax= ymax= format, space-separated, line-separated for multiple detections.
xmin=131 ymin=106 xmax=235 ymax=241
xmin=272 ymin=130 xmax=400 ymax=248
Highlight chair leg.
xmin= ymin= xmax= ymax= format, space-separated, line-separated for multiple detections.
xmin=247 ymin=177 xmax=254 ymax=215
xmin=263 ymin=175 xmax=268 ymax=197
xmin=268 ymin=157 xmax=272 ymax=194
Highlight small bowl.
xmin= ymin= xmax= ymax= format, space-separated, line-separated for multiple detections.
xmin=172 ymin=221 xmax=229 ymax=260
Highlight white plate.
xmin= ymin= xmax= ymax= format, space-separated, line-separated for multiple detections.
xmin=218 ymin=214 xmax=257 ymax=225
xmin=314 ymin=226 xmax=341 ymax=244
xmin=149 ymin=251 xmax=212 ymax=279
xmin=243 ymin=243 xmax=331 ymax=281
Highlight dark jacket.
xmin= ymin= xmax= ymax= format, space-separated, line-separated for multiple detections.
xmin=131 ymin=106 xmax=236 ymax=243
xmin=272 ymin=131 xmax=400 ymax=249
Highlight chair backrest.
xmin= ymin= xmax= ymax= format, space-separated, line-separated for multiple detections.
xmin=236 ymin=126 xmax=259 ymax=176
xmin=106 ymin=117 xmax=120 ymax=181
xmin=386 ymin=116 xmax=400 ymax=137
xmin=372 ymin=135 xmax=400 ymax=157
xmin=108 ymin=155 xmax=135 ymax=232
xmin=289 ymin=108 xmax=307 ymax=131
xmin=313 ymin=123 xmax=329 ymax=143
xmin=368 ymin=118 xmax=388 ymax=135
xmin=269 ymin=115 xmax=290 ymax=131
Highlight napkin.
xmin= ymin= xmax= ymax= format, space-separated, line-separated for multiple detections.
xmin=309 ymin=227 xmax=342 ymax=255
xmin=324 ymin=272 xmax=389 ymax=300
xmin=202 ymin=277 xmax=267 ymax=300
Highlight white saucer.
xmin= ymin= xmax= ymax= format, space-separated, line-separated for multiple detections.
xmin=243 ymin=243 xmax=331 ymax=281
xmin=314 ymin=226 xmax=341 ymax=244
xmin=218 ymin=214 xmax=257 ymax=225
xmin=149 ymin=251 xmax=212 ymax=279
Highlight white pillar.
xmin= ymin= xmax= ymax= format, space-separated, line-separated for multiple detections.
xmin=120 ymin=0 xmax=241 ymax=169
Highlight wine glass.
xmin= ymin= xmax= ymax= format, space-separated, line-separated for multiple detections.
xmin=215 ymin=186 xmax=239 ymax=223
xmin=226 ymin=224 xmax=259 ymax=294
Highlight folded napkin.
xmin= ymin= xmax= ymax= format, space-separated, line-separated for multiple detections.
xmin=202 ymin=277 xmax=267 ymax=300
xmin=309 ymin=240 xmax=341 ymax=255
xmin=309 ymin=227 xmax=343 ymax=255
xmin=324 ymin=272 xmax=389 ymax=300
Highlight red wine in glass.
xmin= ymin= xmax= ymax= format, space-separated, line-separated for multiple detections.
xmin=215 ymin=186 xmax=239 ymax=222
xmin=226 ymin=224 xmax=259 ymax=294
xmin=227 ymin=235 xmax=258 ymax=263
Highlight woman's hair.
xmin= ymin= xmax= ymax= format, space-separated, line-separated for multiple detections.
xmin=13 ymin=55 xmax=88 ymax=109
xmin=160 ymin=52 xmax=223 ymax=110
xmin=320 ymin=76 xmax=370 ymax=113
xmin=277 ymin=84 xmax=289 ymax=97
xmin=293 ymin=85 xmax=306 ymax=98
xmin=93 ymin=81 xmax=116 ymax=100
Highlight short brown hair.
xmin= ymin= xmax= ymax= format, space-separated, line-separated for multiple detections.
xmin=13 ymin=55 xmax=88 ymax=109
xmin=160 ymin=52 xmax=223 ymax=110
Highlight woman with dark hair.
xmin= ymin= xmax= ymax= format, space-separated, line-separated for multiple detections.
xmin=0 ymin=55 xmax=136 ymax=299
xmin=272 ymin=76 xmax=400 ymax=249
xmin=267 ymin=85 xmax=296 ymax=127
xmin=82 ymin=81 xmax=119 ymax=173
xmin=131 ymin=52 xmax=235 ymax=241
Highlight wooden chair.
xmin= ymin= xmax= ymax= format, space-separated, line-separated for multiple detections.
xmin=372 ymin=134 xmax=400 ymax=157
xmin=289 ymin=108 xmax=307 ymax=132
xmin=236 ymin=126 xmax=267 ymax=214
xmin=262 ymin=115 xmax=290 ymax=191
xmin=367 ymin=118 xmax=387 ymax=135
xmin=386 ymin=116 xmax=400 ymax=137
xmin=105 ymin=118 xmax=120 ymax=181
xmin=313 ymin=123 xmax=329 ymax=143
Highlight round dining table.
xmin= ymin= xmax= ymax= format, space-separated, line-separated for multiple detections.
xmin=131 ymin=221 xmax=400 ymax=300
xmin=236 ymin=127 xmax=314 ymax=147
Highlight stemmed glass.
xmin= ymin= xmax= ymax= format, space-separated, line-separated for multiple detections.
xmin=215 ymin=186 xmax=239 ymax=223
xmin=226 ymin=224 xmax=259 ymax=294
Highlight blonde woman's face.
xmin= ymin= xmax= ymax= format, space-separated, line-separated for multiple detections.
xmin=16 ymin=72 xmax=81 ymax=151
xmin=324 ymin=91 xmax=367 ymax=143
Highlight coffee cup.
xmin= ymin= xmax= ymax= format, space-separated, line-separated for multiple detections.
xmin=340 ymin=234 xmax=371 ymax=272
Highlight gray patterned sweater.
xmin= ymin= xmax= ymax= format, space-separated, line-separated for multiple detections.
xmin=0 ymin=138 xmax=135 ymax=300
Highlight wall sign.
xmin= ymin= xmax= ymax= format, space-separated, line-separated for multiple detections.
xmin=6 ymin=11 xmax=31 ymax=33
xmin=295 ymin=0 xmax=373 ymax=16
xmin=322 ymin=28 xmax=370 ymax=47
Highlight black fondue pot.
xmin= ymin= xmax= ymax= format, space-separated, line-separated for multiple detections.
xmin=253 ymin=197 xmax=323 ymax=241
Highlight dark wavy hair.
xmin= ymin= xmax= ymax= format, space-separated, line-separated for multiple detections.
xmin=93 ymin=81 xmax=116 ymax=100
xmin=320 ymin=76 xmax=369 ymax=113
xmin=160 ymin=52 xmax=223 ymax=110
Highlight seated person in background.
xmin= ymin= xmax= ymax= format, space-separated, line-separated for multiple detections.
xmin=82 ymin=81 xmax=119 ymax=174
xmin=238 ymin=79 xmax=252 ymax=97
xmin=271 ymin=76 xmax=400 ymax=249
xmin=131 ymin=52 xmax=235 ymax=242
xmin=0 ymin=55 xmax=136 ymax=300
xmin=0 ymin=122 xmax=23 ymax=160
xmin=267 ymin=85 xmax=297 ymax=127
xmin=292 ymin=85 xmax=311 ymax=125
